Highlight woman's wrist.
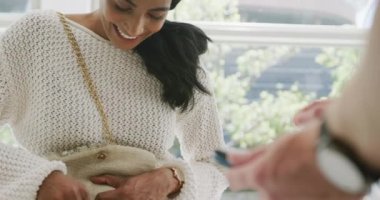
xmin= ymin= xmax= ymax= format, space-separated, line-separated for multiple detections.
xmin=158 ymin=167 xmax=184 ymax=197
xmin=325 ymin=104 xmax=380 ymax=170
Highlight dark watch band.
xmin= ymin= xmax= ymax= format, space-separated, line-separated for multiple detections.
xmin=320 ymin=120 xmax=380 ymax=182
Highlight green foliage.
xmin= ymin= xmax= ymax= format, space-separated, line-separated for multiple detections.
xmin=316 ymin=48 xmax=361 ymax=96
xmin=214 ymin=46 xmax=360 ymax=148
xmin=237 ymin=46 xmax=299 ymax=81
xmin=0 ymin=125 xmax=16 ymax=146
xmin=207 ymin=45 xmax=314 ymax=148
xmin=226 ymin=88 xmax=315 ymax=148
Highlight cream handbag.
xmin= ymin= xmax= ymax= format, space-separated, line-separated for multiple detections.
xmin=47 ymin=13 xmax=158 ymax=200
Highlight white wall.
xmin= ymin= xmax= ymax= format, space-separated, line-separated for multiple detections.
xmin=40 ymin=0 xmax=93 ymax=13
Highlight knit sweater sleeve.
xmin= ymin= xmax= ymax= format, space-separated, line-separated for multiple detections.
xmin=163 ymin=69 xmax=228 ymax=200
xmin=0 ymin=13 xmax=67 ymax=200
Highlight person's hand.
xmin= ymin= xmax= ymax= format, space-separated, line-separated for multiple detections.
xmin=37 ymin=171 xmax=89 ymax=200
xmin=226 ymin=121 xmax=364 ymax=200
xmin=91 ymin=167 xmax=180 ymax=200
xmin=293 ymin=99 xmax=332 ymax=126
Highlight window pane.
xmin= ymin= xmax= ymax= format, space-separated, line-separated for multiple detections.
xmin=0 ymin=0 xmax=29 ymax=13
xmin=201 ymin=43 xmax=361 ymax=148
xmin=206 ymin=40 xmax=364 ymax=200
xmin=237 ymin=0 xmax=370 ymax=25
xmin=172 ymin=0 xmax=376 ymax=27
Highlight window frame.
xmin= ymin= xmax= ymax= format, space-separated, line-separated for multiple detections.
xmin=194 ymin=22 xmax=367 ymax=47
xmin=0 ymin=0 xmax=368 ymax=48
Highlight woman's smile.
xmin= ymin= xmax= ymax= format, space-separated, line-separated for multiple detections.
xmin=113 ymin=24 xmax=140 ymax=44
xmin=114 ymin=24 xmax=138 ymax=40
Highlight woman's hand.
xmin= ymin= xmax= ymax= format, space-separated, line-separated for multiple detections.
xmin=293 ymin=99 xmax=332 ymax=126
xmin=226 ymin=121 xmax=363 ymax=200
xmin=37 ymin=171 xmax=89 ymax=200
xmin=91 ymin=167 xmax=180 ymax=200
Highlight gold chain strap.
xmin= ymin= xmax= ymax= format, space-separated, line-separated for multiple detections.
xmin=58 ymin=12 xmax=116 ymax=144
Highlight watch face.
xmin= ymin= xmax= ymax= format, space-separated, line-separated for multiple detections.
xmin=317 ymin=148 xmax=367 ymax=194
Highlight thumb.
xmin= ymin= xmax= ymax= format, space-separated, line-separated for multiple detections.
xmin=90 ymin=175 xmax=124 ymax=188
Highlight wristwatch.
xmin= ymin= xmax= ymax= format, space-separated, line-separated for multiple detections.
xmin=316 ymin=120 xmax=380 ymax=194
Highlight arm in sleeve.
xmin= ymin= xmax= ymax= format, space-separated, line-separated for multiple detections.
xmin=0 ymin=31 xmax=67 ymax=200
xmin=162 ymin=69 xmax=229 ymax=200
xmin=0 ymin=144 xmax=67 ymax=200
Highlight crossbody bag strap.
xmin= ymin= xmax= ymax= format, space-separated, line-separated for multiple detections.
xmin=57 ymin=12 xmax=116 ymax=144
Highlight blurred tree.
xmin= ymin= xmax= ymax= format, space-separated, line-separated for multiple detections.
xmin=316 ymin=47 xmax=361 ymax=96
xmin=216 ymin=46 xmax=314 ymax=148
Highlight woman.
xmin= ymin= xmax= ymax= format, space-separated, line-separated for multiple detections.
xmin=0 ymin=0 xmax=228 ymax=199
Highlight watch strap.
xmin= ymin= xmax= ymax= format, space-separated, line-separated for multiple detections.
xmin=320 ymin=120 xmax=380 ymax=182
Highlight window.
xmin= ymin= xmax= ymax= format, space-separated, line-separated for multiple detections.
xmin=170 ymin=0 xmax=369 ymax=149
xmin=203 ymin=42 xmax=361 ymax=149
xmin=0 ymin=0 xmax=29 ymax=13
xmin=170 ymin=1 xmax=370 ymax=198
xmin=237 ymin=0 xmax=366 ymax=25
xmin=172 ymin=0 xmax=374 ymax=27
xmin=0 ymin=0 xmax=96 ymax=28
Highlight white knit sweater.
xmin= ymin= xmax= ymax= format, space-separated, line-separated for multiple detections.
xmin=0 ymin=10 xmax=228 ymax=200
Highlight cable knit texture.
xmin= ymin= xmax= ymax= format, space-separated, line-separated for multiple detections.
xmin=0 ymin=10 xmax=228 ymax=200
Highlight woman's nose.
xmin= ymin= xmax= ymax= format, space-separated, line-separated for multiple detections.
xmin=123 ymin=18 xmax=145 ymax=37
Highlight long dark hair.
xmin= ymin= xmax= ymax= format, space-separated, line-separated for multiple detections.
xmin=135 ymin=1 xmax=211 ymax=112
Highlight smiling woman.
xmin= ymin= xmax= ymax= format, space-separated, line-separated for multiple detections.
xmin=0 ymin=0 xmax=228 ymax=200
xmin=93 ymin=0 xmax=172 ymax=50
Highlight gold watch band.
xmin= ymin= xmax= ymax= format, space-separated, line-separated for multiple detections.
xmin=167 ymin=167 xmax=184 ymax=198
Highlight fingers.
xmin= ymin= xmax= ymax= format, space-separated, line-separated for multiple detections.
xmin=95 ymin=189 xmax=119 ymax=200
xmin=225 ymin=136 xmax=292 ymax=191
xmin=73 ymin=187 xmax=84 ymax=200
xmin=226 ymin=134 xmax=303 ymax=192
xmin=37 ymin=171 xmax=90 ymax=200
xmin=67 ymin=182 xmax=89 ymax=200
xmin=228 ymin=146 xmax=267 ymax=166
xmin=91 ymin=175 xmax=125 ymax=188
xmin=226 ymin=153 xmax=267 ymax=191
xmin=293 ymin=99 xmax=332 ymax=126
xmin=294 ymin=108 xmax=317 ymax=126
xmin=80 ymin=186 xmax=90 ymax=200
xmin=91 ymin=175 xmax=129 ymax=200
xmin=65 ymin=183 xmax=89 ymax=200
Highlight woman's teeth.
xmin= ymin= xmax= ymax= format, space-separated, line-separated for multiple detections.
xmin=116 ymin=26 xmax=137 ymax=40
